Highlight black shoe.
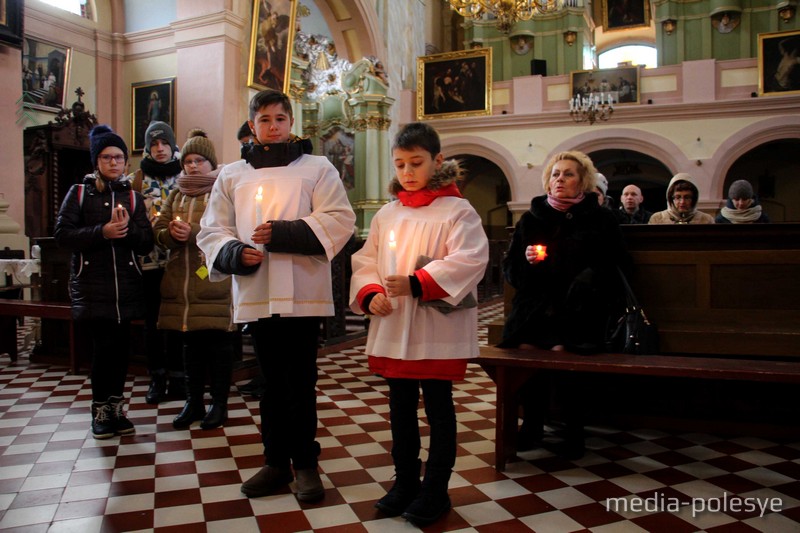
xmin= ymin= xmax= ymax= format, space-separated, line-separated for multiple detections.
xmin=238 ymin=375 xmax=266 ymax=394
xmin=401 ymin=492 xmax=451 ymax=527
xmin=91 ymin=402 xmax=115 ymax=440
xmin=146 ymin=373 xmax=167 ymax=404
xmin=172 ymin=402 xmax=206 ymax=429
xmin=294 ymin=468 xmax=325 ymax=502
xmin=241 ymin=466 xmax=293 ymax=498
xmin=108 ymin=395 xmax=135 ymax=436
xmin=200 ymin=403 xmax=228 ymax=430
xmin=375 ymin=479 xmax=421 ymax=517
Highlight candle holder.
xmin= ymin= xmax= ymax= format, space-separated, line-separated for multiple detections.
xmin=569 ymin=93 xmax=613 ymax=125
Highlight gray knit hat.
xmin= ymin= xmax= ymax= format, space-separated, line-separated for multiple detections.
xmin=181 ymin=129 xmax=218 ymax=170
xmin=595 ymin=173 xmax=608 ymax=196
xmin=144 ymin=121 xmax=177 ymax=155
xmin=728 ymin=180 xmax=754 ymax=200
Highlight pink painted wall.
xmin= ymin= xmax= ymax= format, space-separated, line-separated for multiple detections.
xmin=0 ymin=45 xmax=25 ymax=231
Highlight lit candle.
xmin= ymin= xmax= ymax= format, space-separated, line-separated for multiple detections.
xmin=117 ymin=203 xmax=123 ymax=210
xmin=175 ymin=216 xmax=181 ymax=222
xmin=255 ymin=186 xmax=263 ymax=225
xmin=535 ymin=244 xmax=547 ymax=261
xmin=388 ymin=230 xmax=398 ymax=308
xmin=155 ymin=211 xmax=161 ymax=218
xmin=388 ymin=230 xmax=397 ymax=275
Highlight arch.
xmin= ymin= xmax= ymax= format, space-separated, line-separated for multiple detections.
xmin=315 ymin=0 xmax=384 ymax=62
xmin=440 ymin=135 xmax=525 ymax=201
xmin=708 ymin=116 xmax=800 ymax=197
xmin=549 ymin=128 xmax=685 ymax=177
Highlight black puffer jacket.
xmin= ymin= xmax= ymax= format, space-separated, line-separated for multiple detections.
xmin=500 ymin=193 xmax=630 ymax=352
xmin=54 ymin=174 xmax=154 ymax=321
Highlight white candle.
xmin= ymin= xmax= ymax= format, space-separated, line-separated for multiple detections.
xmin=388 ymin=229 xmax=398 ymax=308
xmin=388 ymin=230 xmax=397 ymax=275
xmin=255 ymin=186 xmax=264 ymax=251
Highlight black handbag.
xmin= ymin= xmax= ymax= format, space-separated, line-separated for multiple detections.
xmin=606 ymin=268 xmax=659 ymax=355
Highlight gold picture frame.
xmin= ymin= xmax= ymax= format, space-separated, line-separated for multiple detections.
xmin=417 ymin=48 xmax=492 ymax=121
xmin=21 ymin=37 xmax=72 ymax=112
xmin=247 ymin=0 xmax=298 ymax=93
xmin=602 ymin=0 xmax=650 ymax=32
xmin=758 ymin=29 xmax=800 ymax=96
xmin=570 ymin=66 xmax=640 ymax=105
xmin=131 ymin=77 xmax=176 ymax=153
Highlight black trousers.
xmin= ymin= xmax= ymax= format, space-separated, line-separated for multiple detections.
xmin=87 ymin=318 xmax=131 ymax=401
xmin=386 ymin=378 xmax=456 ymax=474
xmin=251 ymin=316 xmax=321 ymax=470
xmin=180 ymin=329 xmax=235 ymax=402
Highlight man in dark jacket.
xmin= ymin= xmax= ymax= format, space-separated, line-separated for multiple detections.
xmin=615 ymin=184 xmax=652 ymax=224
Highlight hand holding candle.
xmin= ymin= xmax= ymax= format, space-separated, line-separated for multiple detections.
xmin=526 ymin=244 xmax=547 ymax=263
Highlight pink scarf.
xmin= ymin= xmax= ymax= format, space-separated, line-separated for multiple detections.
xmin=547 ymin=192 xmax=585 ymax=212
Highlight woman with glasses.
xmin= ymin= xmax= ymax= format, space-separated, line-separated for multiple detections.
xmin=54 ymin=125 xmax=154 ymax=439
xmin=153 ymin=129 xmax=235 ymax=430
xmin=649 ymin=173 xmax=714 ymax=224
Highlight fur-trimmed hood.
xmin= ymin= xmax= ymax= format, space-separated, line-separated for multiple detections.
xmin=388 ymin=158 xmax=464 ymax=196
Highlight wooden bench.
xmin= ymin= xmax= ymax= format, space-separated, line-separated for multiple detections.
xmin=477 ymin=345 xmax=800 ymax=471
xmin=0 ymin=299 xmax=80 ymax=374
xmin=480 ymin=225 xmax=800 ymax=471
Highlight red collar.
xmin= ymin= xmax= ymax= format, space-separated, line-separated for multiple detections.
xmin=397 ymin=183 xmax=462 ymax=207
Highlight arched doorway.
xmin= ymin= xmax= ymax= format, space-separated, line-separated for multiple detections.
xmin=589 ymin=149 xmax=672 ymax=215
xmin=722 ymin=139 xmax=800 ymax=222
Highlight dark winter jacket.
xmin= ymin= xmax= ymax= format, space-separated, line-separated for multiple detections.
xmin=715 ymin=197 xmax=771 ymax=224
xmin=54 ymin=174 xmax=154 ymax=322
xmin=615 ymin=206 xmax=652 ymax=224
xmin=499 ymin=194 xmax=630 ymax=353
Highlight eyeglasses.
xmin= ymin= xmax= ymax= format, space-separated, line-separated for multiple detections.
xmin=184 ymin=156 xmax=208 ymax=166
xmin=98 ymin=154 xmax=125 ymax=163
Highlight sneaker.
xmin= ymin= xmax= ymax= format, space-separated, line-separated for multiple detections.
xmin=294 ymin=468 xmax=325 ymax=502
xmin=108 ymin=396 xmax=135 ymax=436
xmin=91 ymin=402 xmax=115 ymax=440
xmin=241 ymin=466 xmax=293 ymax=498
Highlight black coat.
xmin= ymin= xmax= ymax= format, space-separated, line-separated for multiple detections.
xmin=54 ymin=175 xmax=154 ymax=321
xmin=500 ymin=194 xmax=630 ymax=352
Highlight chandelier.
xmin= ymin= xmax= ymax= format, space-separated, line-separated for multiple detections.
xmin=448 ymin=0 xmax=565 ymax=33
xmin=569 ymin=93 xmax=613 ymax=125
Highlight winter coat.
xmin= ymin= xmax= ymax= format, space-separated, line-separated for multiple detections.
xmin=715 ymin=197 xmax=771 ymax=224
xmin=153 ymin=171 xmax=234 ymax=332
xmin=649 ymin=174 xmax=714 ymax=224
xmin=500 ymin=194 xmax=629 ymax=352
xmin=54 ymin=174 xmax=154 ymax=322
xmin=615 ymin=206 xmax=652 ymax=224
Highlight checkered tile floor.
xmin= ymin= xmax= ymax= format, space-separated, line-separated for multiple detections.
xmin=2 ymin=302 xmax=800 ymax=532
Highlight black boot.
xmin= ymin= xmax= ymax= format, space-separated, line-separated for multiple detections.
xmin=201 ymin=337 xmax=232 ymax=430
xmin=108 ymin=395 xmax=135 ymax=436
xmin=401 ymin=466 xmax=452 ymax=527
xmin=375 ymin=459 xmax=421 ymax=517
xmin=200 ymin=403 xmax=228 ymax=429
xmin=166 ymin=371 xmax=187 ymax=400
xmin=145 ymin=370 xmax=167 ymax=404
xmin=173 ymin=360 xmax=205 ymax=429
xmin=91 ymin=401 xmax=115 ymax=440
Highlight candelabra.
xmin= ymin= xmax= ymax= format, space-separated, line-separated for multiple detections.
xmin=569 ymin=93 xmax=613 ymax=125
xmin=447 ymin=0 xmax=565 ymax=33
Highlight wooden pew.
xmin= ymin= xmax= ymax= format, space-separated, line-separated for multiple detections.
xmin=0 ymin=299 xmax=79 ymax=373
xmin=479 ymin=224 xmax=800 ymax=471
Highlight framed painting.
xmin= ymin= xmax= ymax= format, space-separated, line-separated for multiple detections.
xmin=417 ymin=47 xmax=492 ymax=120
xmin=0 ymin=0 xmax=24 ymax=48
xmin=321 ymin=127 xmax=355 ymax=190
xmin=570 ymin=66 xmax=640 ymax=105
xmin=131 ymin=78 xmax=175 ymax=153
xmin=602 ymin=0 xmax=650 ymax=31
xmin=248 ymin=0 xmax=298 ymax=92
xmin=21 ymin=37 xmax=71 ymax=112
xmin=758 ymin=29 xmax=800 ymax=97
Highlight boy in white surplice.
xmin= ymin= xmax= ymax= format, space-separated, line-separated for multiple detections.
xmin=349 ymin=122 xmax=489 ymax=527
xmin=197 ymin=90 xmax=355 ymax=503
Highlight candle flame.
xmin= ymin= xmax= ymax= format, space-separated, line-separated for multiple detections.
xmin=255 ymin=186 xmax=263 ymax=201
xmin=175 ymin=216 xmax=181 ymax=222
xmin=117 ymin=204 xmax=123 ymax=209
xmin=388 ymin=230 xmax=396 ymax=249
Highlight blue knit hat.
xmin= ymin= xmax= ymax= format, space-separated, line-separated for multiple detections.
xmin=89 ymin=125 xmax=128 ymax=168
xmin=144 ymin=121 xmax=177 ymax=155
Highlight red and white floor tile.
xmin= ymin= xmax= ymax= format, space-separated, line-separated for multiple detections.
xmin=1 ymin=302 xmax=799 ymax=532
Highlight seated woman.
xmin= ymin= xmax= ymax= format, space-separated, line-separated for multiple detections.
xmin=715 ymin=180 xmax=771 ymax=224
xmin=499 ymin=151 xmax=630 ymax=459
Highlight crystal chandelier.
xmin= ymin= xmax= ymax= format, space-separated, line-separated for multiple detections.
xmin=569 ymin=93 xmax=613 ymax=125
xmin=448 ymin=0 xmax=565 ymax=33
